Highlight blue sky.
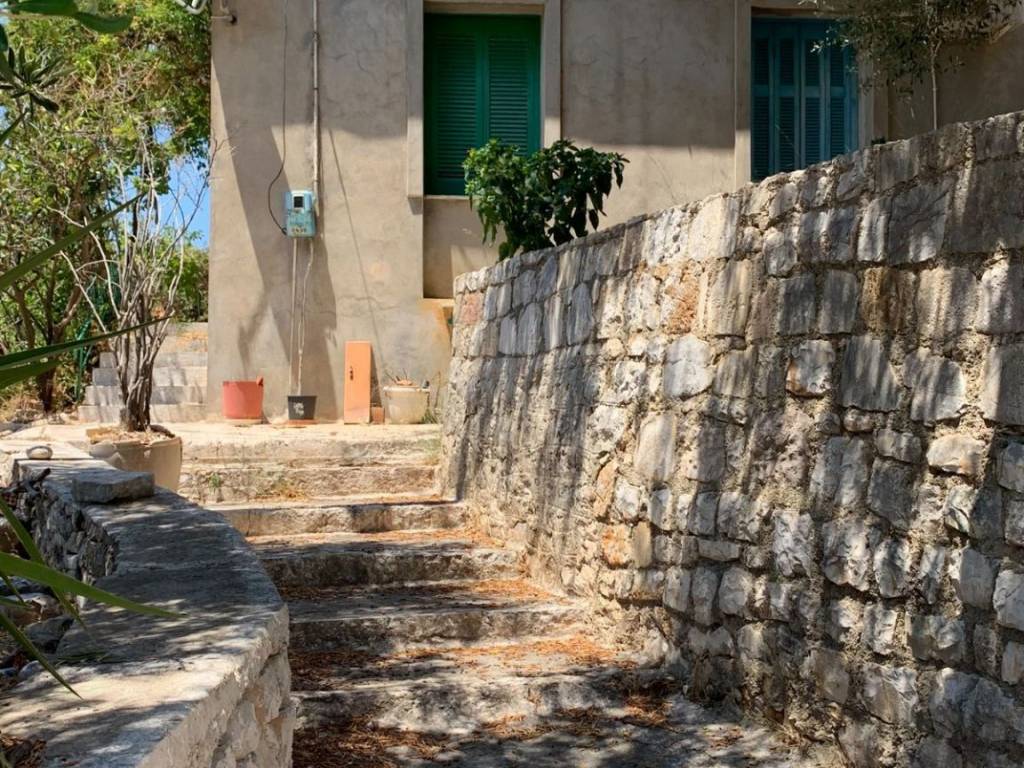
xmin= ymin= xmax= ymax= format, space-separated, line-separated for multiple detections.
xmin=163 ymin=156 xmax=211 ymax=248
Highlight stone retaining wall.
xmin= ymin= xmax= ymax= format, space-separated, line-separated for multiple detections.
xmin=0 ymin=442 xmax=293 ymax=768
xmin=441 ymin=111 xmax=1024 ymax=766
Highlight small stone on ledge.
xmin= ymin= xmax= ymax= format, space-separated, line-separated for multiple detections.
xmin=71 ymin=469 xmax=155 ymax=504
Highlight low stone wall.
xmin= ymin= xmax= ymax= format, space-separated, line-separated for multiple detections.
xmin=441 ymin=111 xmax=1024 ymax=765
xmin=0 ymin=441 xmax=293 ymax=768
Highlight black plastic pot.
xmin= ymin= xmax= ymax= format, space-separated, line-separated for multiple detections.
xmin=287 ymin=395 xmax=317 ymax=421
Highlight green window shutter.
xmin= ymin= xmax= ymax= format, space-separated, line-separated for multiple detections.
xmin=425 ymin=15 xmax=541 ymax=196
xmin=751 ymin=18 xmax=858 ymax=181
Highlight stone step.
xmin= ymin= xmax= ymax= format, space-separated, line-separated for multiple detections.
xmin=295 ymin=667 xmax=628 ymax=736
xmin=294 ymin=683 xmax=820 ymax=767
xmin=91 ymin=366 xmax=209 ymax=388
xmin=153 ymin=350 xmax=208 ymax=367
xmin=83 ymin=385 xmax=206 ymax=407
xmin=181 ymin=427 xmax=441 ymax=465
xmin=77 ymin=403 xmax=207 ymax=424
xmin=214 ymin=499 xmax=467 ymax=537
xmin=253 ymin=532 xmax=521 ymax=589
xmin=159 ymin=323 xmax=208 ymax=353
xmin=285 ymin=583 xmax=584 ymax=653
xmin=180 ymin=463 xmax=438 ymax=504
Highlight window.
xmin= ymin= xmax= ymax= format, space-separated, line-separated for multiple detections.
xmin=751 ymin=19 xmax=858 ymax=181
xmin=425 ymin=14 xmax=541 ymax=195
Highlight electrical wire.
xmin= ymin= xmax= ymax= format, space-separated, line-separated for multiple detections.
xmin=266 ymin=0 xmax=290 ymax=235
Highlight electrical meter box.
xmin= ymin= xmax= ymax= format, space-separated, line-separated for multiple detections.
xmin=285 ymin=190 xmax=316 ymax=238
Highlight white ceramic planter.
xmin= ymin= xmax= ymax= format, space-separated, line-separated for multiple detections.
xmin=382 ymin=386 xmax=430 ymax=425
xmin=90 ymin=436 xmax=184 ymax=491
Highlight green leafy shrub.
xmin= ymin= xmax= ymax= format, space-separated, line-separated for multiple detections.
xmin=463 ymin=139 xmax=627 ymax=261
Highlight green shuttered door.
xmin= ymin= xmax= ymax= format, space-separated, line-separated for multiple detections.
xmin=751 ymin=19 xmax=858 ymax=181
xmin=425 ymin=15 xmax=541 ymax=195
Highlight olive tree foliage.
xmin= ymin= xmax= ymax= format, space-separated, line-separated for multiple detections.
xmin=803 ymin=0 xmax=1023 ymax=129
xmin=464 ymin=139 xmax=627 ymax=261
xmin=0 ymin=1 xmax=209 ymax=411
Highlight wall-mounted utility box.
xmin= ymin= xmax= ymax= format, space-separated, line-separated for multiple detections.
xmin=285 ymin=190 xmax=316 ymax=238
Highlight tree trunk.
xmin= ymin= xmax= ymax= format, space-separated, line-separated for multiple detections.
xmin=123 ymin=359 xmax=154 ymax=433
xmin=35 ymin=369 xmax=56 ymax=413
xmin=930 ymin=57 xmax=939 ymax=132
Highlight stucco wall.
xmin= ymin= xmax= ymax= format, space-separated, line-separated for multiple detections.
xmin=0 ymin=442 xmax=292 ymax=767
xmin=440 ymin=112 xmax=1024 ymax=766
xmin=210 ymin=0 xmax=1024 ymax=421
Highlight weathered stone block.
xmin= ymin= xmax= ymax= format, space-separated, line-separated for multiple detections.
xmin=772 ymin=509 xmax=813 ymax=577
xmin=828 ymin=598 xmax=864 ymax=646
xmin=927 ymin=435 xmax=985 ymax=478
xmin=918 ymin=545 xmax=946 ymax=604
xmin=835 ymin=438 xmax=872 ymax=510
xmin=904 ymin=351 xmax=966 ymax=424
xmin=713 ymin=347 xmax=757 ymax=400
xmin=873 ymin=538 xmax=912 ymax=598
xmin=663 ymin=567 xmax=691 ymax=613
xmin=839 ymin=336 xmax=900 ymax=412
xmin=498 ymin=316 xmax=518 ymax=355
xmin=684 ymin=194 xmax=739 ymax=262
xmin=805 ymin=648 xmax=850 ymax=704
xmin=612 ymin=481 xmax=643 ymax=523
xmin=867 ymin=460 xmax=916 ymax=531
xmin=977 ymin=260 xmax=1024 ymax=335
xmin=688 ymin=626 xmax=735 ymax=658
xmin=998 ymin=442 xmax=1024 ymax=493
xmin=688 ymin=492 xmax=718 ymax=536
xmin=943 ymin=485 xmax=1003 ymax=542
xmin=516 ymin=303 xmax=543 ymax=356
xmin=1006 ymin=499 xmax=1024 ymax=548
xmin=982 ymin=344 xmax=1024 ymax=425
xmin=887 ymin=177 xmax=952 ymax=264
xmin=786 ymin=340 xmax=834 ymax=397
xmin=736 ymin=623 xmax=768 ymax=662
xmin=70 ymin=469 xmax=154 ymax=504
xmin=860 ymin=267 xmax=917 ymax=334
xmin=777 ymin=275 xmax=817 ymax=335
xmin=697 ymin=539 xmax=742 ymax=562
xmin=605 ymin=360 xmax=646 ymax=404
xmin=951 ymin=548 xmax=997 ymax=610
xmin=863 ymin=603 xmax=899 ymax=656
xmin=678 ymin=424 xmax=727 ymax=483
xmin=634 ymin=415 xmax=676 ymax=485
xmin=706 ymin=260 xmax=753 ymax=336
xmin=718 ymin=567 xmax=754 ymax=617
xmin=716 ymin=492 xmax=762 ymax=543
xmin=1002 ymin=641 xmax=1024 ymax=685
xmin=972 ymin=624 xmax=1001 ymax=679
xmin=566 ymin=283 xmax=594 ymax=346
xmin=663 ymin=335 xmax=713 ymax=398
xmin=857 ymin=196 xmax=889 ymax=263
xmin=763 ymin=228 xmax=797 ymax=277
xmin=818 ymin=270 xmax=859 ymax=334
xmin=993 ymin=569 xmax=1024 ymax=632
xmin=691 ymin=567 xmax=719 ymax=626
xmin=874 ymin=428 xmax=922 ymax=464
xmin=648 ymin=489 xmax=673 ymax=531
xmin=909 ymin=615 xmax=965 ymax=664
xmin=949 ymin=158 xmax=1024 ymax=253
xmin=822 ymin=517 xmax=875 ymax=591
xmin=861 ymin=664 xmax=918 ymax=725
xmin=916 ymin=266 xmax=977 ymax=341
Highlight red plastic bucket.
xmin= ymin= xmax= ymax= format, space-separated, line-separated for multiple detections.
xmin=222 ymin=378 xmax=264 ymax=420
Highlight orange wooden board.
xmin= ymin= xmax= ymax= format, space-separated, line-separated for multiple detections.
xmin=344 ymin=341 xmax=372 ymax=424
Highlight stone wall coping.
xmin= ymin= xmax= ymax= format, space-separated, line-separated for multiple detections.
xmin=0 ymin=440 xmax=290 ymax=768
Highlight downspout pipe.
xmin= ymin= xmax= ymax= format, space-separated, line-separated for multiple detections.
xmin=311 ymin=0 xmax=321 ymax=212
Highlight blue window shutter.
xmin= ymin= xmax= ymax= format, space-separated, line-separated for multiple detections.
xmin=425 ymin=15 xmax=540 ymax=195
xmin=752 ymin=18 xmax=858 ymax=181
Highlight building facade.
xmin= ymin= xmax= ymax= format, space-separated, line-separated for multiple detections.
xmin=209 ymin=0 xmax=1024 ymax=420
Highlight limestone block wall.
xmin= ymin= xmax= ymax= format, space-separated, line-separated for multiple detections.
xmin=441 ymin=111 xmax=1024 ymax=766
xmin=0 ymin=445 xmax=293 ymax=768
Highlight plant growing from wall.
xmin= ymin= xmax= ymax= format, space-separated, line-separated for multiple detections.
xmin=464 ymin=139 xmax=627 ymax=261
xmin=803 ymin=0 xmax=1022 ymax=129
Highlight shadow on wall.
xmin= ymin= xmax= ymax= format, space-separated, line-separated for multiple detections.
xmin=441 ymin=111 xmax=1024 ymax=765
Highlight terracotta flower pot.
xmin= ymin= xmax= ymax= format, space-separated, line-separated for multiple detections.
xmin=222 ymin=378 xmax=264 ymax=421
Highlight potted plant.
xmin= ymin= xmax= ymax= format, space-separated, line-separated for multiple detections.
xmin=382 ymin=372 xmax=431 ymax=425
xmin=68 ymin=142 xmax=210 ymax=490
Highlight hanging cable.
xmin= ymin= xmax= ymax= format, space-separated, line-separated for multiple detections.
xmin=265 ymin=0 xmax=290 ymax=235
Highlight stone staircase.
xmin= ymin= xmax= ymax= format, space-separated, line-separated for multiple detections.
xmin=77 ymin=322 xmax=208 ymax=424
xmin=220 ymin=484 xmax=828 ymax=765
